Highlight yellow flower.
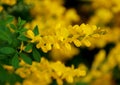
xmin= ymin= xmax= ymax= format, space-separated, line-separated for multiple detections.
xmin=26 ymin=30 xmax=35 ymax=39
xmin=1 ymin=0 xmax=16 ymax=6
xmin=23 ymin=81 xmax=33 ymax=85
xmin=80 ymin=24 xmax=97 ymax=36
xmin=50 ymin=61 xmax=86 ymax=83
xmin=20 ymin=42 xmax=25 ymax=52
xmin=92 ymin=50 xmax=106 ymax=70
xmin=0 ymin=6 xmax=3 ymax=12
xmin=50 ymin=61 xmax=66 ymax=76
xmin=26 ymin=23 xmax=104 ymax=53
xmin=88 ymin=8 xmax=113 ymax=24
xmin=16 ymin=57 xmax=86 ymax=85
xmin=82 ymin=39 xmax=91 ymax=47
xmin=49 ymin=45 xmax=79 ymax=61
xmin=65 ymin=8 xmax=80 ymax=22
xmin=73 ymin=39 xmax=82 ymax=47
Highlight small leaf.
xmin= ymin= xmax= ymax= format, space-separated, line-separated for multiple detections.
xmin=12 ymin=54 xmax=19 ymax=68
xmin=24 ymin=43 xmax=33 ymax=52
xmin=0 ymin=65 xmax=5 ymax=72
xmin=32 ymin=48 xmax=41 ymax=62
xmin=18 ymin=17 xmax=22 ymax=25
xmin=17 ymin=17 xmax=26 ymax=28
xmin=6 ymin=16 xmax=14 ymax=24
xmin=33 ymin=25 xmax=39 ymax=36
xmin=18 ymin=35 xmax=30 ymax=41
xmin=0 ymin=47 xmax=15 ymax=54
xmin=10 ymin=24 xmax=17 ymax=30
xmin=19 ymin=28 xmax=28 ymax=33
xmin=20 ymin=20 xmax=26 ymax=26
xmin=11 ymin=38 xmax=20 ymax=48
xmin=20 ymin=53 xmax=32 ymax=65
xmin=0 ymin=30 xmax=12 ymax=44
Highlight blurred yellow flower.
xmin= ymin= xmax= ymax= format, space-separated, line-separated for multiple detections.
xmin=16 ymin=57 xmax=86 ymax=85
xmin=0 ymin=6 xmax=3 ymax=12
xmin=0 ymin=0 xmax=16 ymax=6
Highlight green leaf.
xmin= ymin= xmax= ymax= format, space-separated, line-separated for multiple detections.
xmin=12 ymin=54 xmax=19 ymax=68
xmin=24 ymin=43 xmax=33 ymax=52
xmin=0 ymin=66 xmax=7 ymax=82
xmin=7 ymin=73 xmax=23 ymax=85
xmin=10 ymin=24 xmax=17 ymax=30
xmin=18 ymin=35 xmax=30 ymax=41
xmin=32 ymin=48 xmax=41 ymax=62
xmin=18 ymin=28 xmax=28 ymax=33
xmin=17 ymin=17 xmax=26 ymax=28
xmin=0 ymin=65 xmax=5 ymax=72
xmin=20 ymin=20 xmax=26 ymax=26
xmin=0 ymin=54 xmax=6 ymax=59
xmin=0 ymin=69 xmax=8 ymax=82
xmin=0 ymin=47 xmax=16 ymax=54
xmin=0 ymin=30 xmax=12 ymax=44
xmin=6 ymin=16 xmax=14 ymax=23
xmin=20 ymin=53 xmax=32 ymax=65
xmin=33 ymin=25 xmax=39 ymax=36
xmin=18 ymin=17 xmax=22 ymax=25
xmin=11 ymin=38 xmax=20 ymax=48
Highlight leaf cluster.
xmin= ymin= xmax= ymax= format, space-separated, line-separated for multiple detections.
xmin=0 ymin=15 xmax=41 ymax=69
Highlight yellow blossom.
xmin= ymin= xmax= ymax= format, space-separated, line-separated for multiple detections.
xmin=65 ymin=8 xmax=80 ymax=23
xmin=0 ymin=6 xmax=3 ymax=12
xmin=16 ymin=57 xmax=86 ymax=85
xmin=92 ymin=50 xmax=106 ymax=70
xmin=20 ymin=42 xmax=25 ymax=52
xmin=82 ymin=39 xmax=91 ymax=47
xmin=88 ymin=8 xmax=113 ymax=25
xmin=73 ymin=39 xmax=82 ymax=47
xmin=26 ymin=23 xmax=105 ymax=53
xmin=0 ymin=0 xmax=16 ymax=6
xmin=49 ymin=45 xmax=79 ymax=61
xmin=26 ymin=30 xmax=35 ymax=39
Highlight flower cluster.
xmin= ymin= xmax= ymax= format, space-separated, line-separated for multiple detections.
xmin=15 ymin=58 xmax=86 ymax=85
xmin=79 ymin=43 xmax=120 ymax=85
xmin=25 ymin=23 xmax=105 ymax=53
xmin=92 ymin=0 xmax=120 ymax=13
xmin=0 ymin=0 xmax=16 ymax=6
xmin=24 ymin=0 xmax=80 ymax=30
